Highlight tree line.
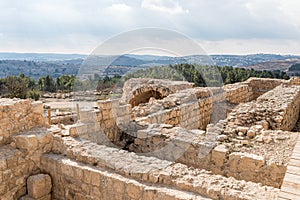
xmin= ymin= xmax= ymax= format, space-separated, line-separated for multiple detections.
xmin=124 ymin=64 xmax=289 ymax=86
xmin=0 ymin=74 xmax=76 ymax=100
xmin=0 ymin=64 xmax=290 ymax=100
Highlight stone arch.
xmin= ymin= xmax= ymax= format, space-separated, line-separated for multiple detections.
xmin=129 ymin=87 xmax=170 ymax=107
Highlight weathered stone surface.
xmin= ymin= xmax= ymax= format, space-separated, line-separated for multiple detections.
xmin=247 ymin=129 xmax=256 ymax=138
xmin=212 ymin=145 xmax=228 ymax=166
xmin=2 ymin=77 xmax=300 ymax=199
xmin=27 ymin=174 xmax=52 ymax=198
xmin=14 ymin=134 xmax=38 ymax=151
xmin=0 ymin=98 xmax=46 ymax=145
xmin=41 ymin=152 xmax=279 ymax=200
xmin=226 ymin=85 xmax=300 ymax=131
xmin=20 ymin=194 xmax=51 ymax=200
xmin=121 ymin=78 xmax=194 ymax=106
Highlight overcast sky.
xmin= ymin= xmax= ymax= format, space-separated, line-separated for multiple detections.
xmin=1 ymin=0 xmax=300 ymax=55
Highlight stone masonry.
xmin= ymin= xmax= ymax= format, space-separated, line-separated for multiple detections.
xmin=1 ymin=77 xmax=300 ymax=199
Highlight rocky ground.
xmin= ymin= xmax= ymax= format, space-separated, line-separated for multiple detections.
xmin=221 ymin=130 xmax=299 ymax=165
xmin=292 ymin=116 xmax=300 ymax=132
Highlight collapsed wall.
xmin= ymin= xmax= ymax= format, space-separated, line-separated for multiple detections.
xmin=226 ymin=84 xmax=300 ymax=131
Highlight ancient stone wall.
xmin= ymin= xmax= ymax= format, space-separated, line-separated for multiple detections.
xmin=46 ymin=135 xmax=279 ymax=200
xmin=68 ymin=99 xmax=132 ymax=147
xmin=121 ymin=78 xmax=194 ymax=106
xmin=223 ymin=83 xmax=253 ymax=103
xmin=128 ymin=125 xmax=286 ymax=188
xmin=41 ymin=154 xmax=212 ymax=200
xmin=227 ymin=85 xmax=300 ymax=131
xmin=1 ymin=78 xmax=299 ymax=200
xmin=0 ymin=99 xmax=45 ymax=145
xmin=137 ymin=97 xmax=212 ymax=130
xmin=132 ymin=88 xmax=213 ymax=130
xmin=244 ymin=77 xmax=286 ymax=100
xmin=0 ymin=128 xmax=53 ymax=199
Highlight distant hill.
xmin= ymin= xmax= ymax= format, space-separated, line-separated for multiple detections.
xmin=0 ymin=59 xmax=83 ymax=79
xmin=247 ymin=58 xmax=300 ymax=71
xmin=0 ymin=52 xmax=300 ymax=79
xmin=211 ymin=54 xmax=300 ymax=67
xmin=0 ymin=52 xmax=86 ymax=61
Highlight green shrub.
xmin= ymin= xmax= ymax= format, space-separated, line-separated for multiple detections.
xmin=28 ymin=90 xmax=40 ymax=100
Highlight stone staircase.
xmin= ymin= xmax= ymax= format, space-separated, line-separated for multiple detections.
xmin=279 ymin=133 xmax=300 ymax=199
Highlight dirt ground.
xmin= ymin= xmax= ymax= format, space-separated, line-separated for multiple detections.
xmin=42 ymin=98 xmax=97 ymax=110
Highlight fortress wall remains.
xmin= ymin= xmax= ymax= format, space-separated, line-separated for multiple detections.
xmin=70 ymin=78 xmax=300 ymax=147
xmin=0 ymin=99 xmax=45 ymax=145
xmin=223 ymin=83 xmax=253 ymax=104
xmin=69 ymin=99 xmax=132 ymax=145
xmin=1 ymin=77 xmax=300 ymax=200
xmin=257 ymin=85 xmax=300 ymax=131
xmin=222 ymin=77 xmax=300 ymax=105
xmin=46 ymin=135 xmax=279 ymax=200
xmin=227 ymin=85 xmax=300 ymax=131
xmin=0 ymin=147 xmax=28 ymax=200
xmin=0 ymin=128 xmax=53 ymax=199
xmin=222 ymin=77 xmax=300 ymax=104
xmin=245 ymin=78 xmax=286 ymax=100
xmin=128 ymin=125 xmax=286 ymax=188
xmin=137 ymin=97 xmax=212 ymax=130
xmin=41 ymin=154 xmax=211 ymax=200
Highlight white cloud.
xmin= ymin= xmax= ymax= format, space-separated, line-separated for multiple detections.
xmin=1 ymin=0 xmax=300 ymax=54
xmin=141 ymin=0 xmax=188 ymax=15
xmin=200 ymin=38 xmax=300 ymax=55
xmin=278 ymin=0 xmax=300 ymax=29
xmin=107 ymin=3 xmax=132 ymax=12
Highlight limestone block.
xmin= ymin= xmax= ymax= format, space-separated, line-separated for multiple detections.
xmin=14 ymin=134 xmax=38 ymax=151
xmin=20 ymin=194 xmax=51 ymax=200
xmin=0 ymin=157 xmax=7 ymax=170
xmin=212 ymin=145 xmax=229 ymax=167
xmin=27 ymin=174 xmax=52 ymax=199
xmin=238 ymin=153 xmax=265 ymax=172
xmin=90 ymin=170 xmax=101 ymax=187
xmin=95 ymin=110 xmax=103 ymax=122
xmin=80 ymin=109 xmax=96 ymax=122
xmin=36 ymin=131 xmax=53 ymax=147
xmin=30 ymin=101 xmax=43 ymax=114
xmin=97 ymin=100 xmax=112 ymax=110
xmin=126 ymin=181 xmax=143 ymax=200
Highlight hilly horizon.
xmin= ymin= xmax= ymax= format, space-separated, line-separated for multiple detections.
xmin=1 ymin=52 xmax=300 ymax=61
xmin=0 ymin=52 xmax=300 ymax=79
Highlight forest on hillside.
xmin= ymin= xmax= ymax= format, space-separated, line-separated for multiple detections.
xmin=123 ymin=64 xmax=289 ymax=86
xmin=0 ymin=64 xmax=289 ymax=100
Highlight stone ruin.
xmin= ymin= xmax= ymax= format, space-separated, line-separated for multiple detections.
xmin=1 ymin=77 xmax=300 ymax=200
